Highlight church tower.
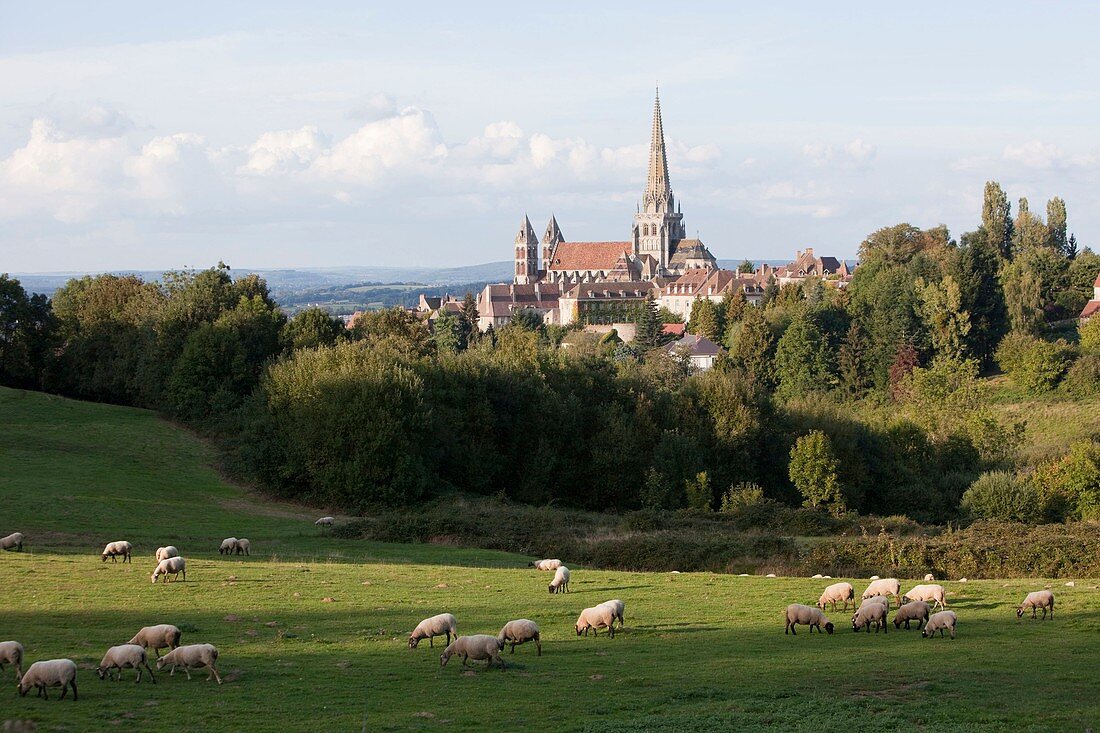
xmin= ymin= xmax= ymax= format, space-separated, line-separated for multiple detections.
xmin=514 ymin=214 xmax=540 ymax=284
xmin=542 ymin=215 xmax=564 ymax=272
xmin=632 ymin=89 xmax=685 ymax=270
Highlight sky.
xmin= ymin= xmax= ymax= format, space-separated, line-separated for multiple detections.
xmin=2 ymin=1 xmax=1100 ymax=272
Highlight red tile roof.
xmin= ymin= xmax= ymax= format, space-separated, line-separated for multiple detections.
xmin=547 ymin=241 xmax=631 ymax=272
xmin=1094 ymin=273 xmax=1100 ymax=287
xmin=662 ymin=323 xmax=686 ymax=336
xmin=1081 ymin=300 xmax=1100 ymax=320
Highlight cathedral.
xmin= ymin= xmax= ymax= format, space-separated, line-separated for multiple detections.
xmin=513 ymin=91 xmax=718 ymax=286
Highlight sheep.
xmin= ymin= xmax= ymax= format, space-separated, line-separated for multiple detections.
xmin=922 ymin=610 xmax=958 ymax=639
xmin=17 ymin=659 xmax=78 ymax=700
xmin=861 ymin=578 xmax=901 ymax=604
xmin=529 ymin=559 xmax=562 ymax=571
xmin=924 ymin=573 xmax=935 ymax=582
xmin=440 ymin=635 xmax=504 ymax=670
xmin=156 ymin=644 xmax=222 ymax=684
xmin=314 ymin=516 xmax=334 ymax=526
xmin=218 ymin=538 xmax=238 ymax=555
xmin=408 ymin=613 xmax=458 ymax=649
xmin=784 ymin=604 xmax=834 ymax=635
xmin=1017 ymin=590 xmax=1055 ymax=620
xmin=0 ymin=532 xmax=24 ymax=551
xmin=599 ymin=599 xmax=626 ymax=629
xmin=893 ymin=600 xmax=931 ymax=630
xmin=497 ymin=619 xmax=541 ymax=656
xmin=817 ymin=582 xmax=855 ymax=612
xmin=859 ymin=594 xmax=892 ymax=612
xmin=127 ymin=624 xmax=182 ymax=658
xmin=234 ymin=538 xmax=250 ymax=556
xmin=852 ymin=601 xmax=888 ymax=633
xmin=576 ymin=605 xmax=616 ymax=638
xmin=0 ymin=640 xmax=24 ymax=680
xmin=902 ymin=583 xmax=947 ymax=611
xmin=155 ymin=546 xmax=179 ymax=562
xmin=101 ymin=540 xmax=133 ymax=563
xmin=548 ymin=566 xmax=570 ymax=594
xmin=151 ymin=556 xmax=186 ymax=583
xmin=97 ymin=644 xmax=156 ymax=683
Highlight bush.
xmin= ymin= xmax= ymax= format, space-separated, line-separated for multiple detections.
xmin=1079 ymin=317 xmax=1100 ymax=355
xmin=719 ymin=482 xmax=765 ymax=513
xmin=996 ymin=334 xmax=1074 ymax=393
xmin=1062 ymin=354 xmax=1100 ymax=397
xmin=960 ymin=471 xmax=1041 ymax=523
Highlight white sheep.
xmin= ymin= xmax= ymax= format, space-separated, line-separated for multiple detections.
xmin=314 ymin=516 xmax=335 ymax=526
xmin=861 ymin=578 xmax=901 ymax=604
xmin=155 ymin=546 xmax=179 ymax=562
xmin=598 ymin=599 xmax=626 ymax=629
xmin=440 ymin=635 xmax=504 ymax=670
xmin=156 ymin=643 xmax=222 ymax=684
xmin=893 ymin=600 xmax=931 ymax=630
xmin=817 ymin=582 xmax=855 ymax=612
xmin=0 ymin=532 xmax=24 ymax=551
xmin=17 ymin=659 xmax=78 ymax=700
xmin=0 ymin=640 xmax=24 ymax=679
xmin=151 ymin=556 xmax=186 ymax=583
xmin=902 ymin=584 xmax=947 ymax=611
xmin=408 ymin=613 xmax=458 ymax=648
xmin=922 ymin=610 xmax=958 ymax=639
xmin=101 ymin=540 xmax=133 ymax=563
xmin=218 ymin=538 xmax=238 ymax=555
xmin=859 ymin=594 xmax=892 ymax=612
xmin=852 ymin=601 xmax=888 ymax=633
xmin=97 ymin=644 xmax=156 ymax=683
xmin=234 ymin=538 xmax=250 ymax=556
xmin=497 ymin=619 xmax=541 ymax=656
xmin=923 ymin=573 xmax=935 ymax=582
xmin=575 ymin=605 xmax=616 ymax=638
xmin=784 ymin=604 xmax=834 ymax=635
xmin=127 ymin=624 xmax=182 ymax=658
xmin=549 ymin=566 xmax=570 ymax=594
xmin=1017 ymin=590 xmax=1055 ymax=620
xmin=529 ymin=559 xmax=562 ymax=571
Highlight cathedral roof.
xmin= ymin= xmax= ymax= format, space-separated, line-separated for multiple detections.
xmin=546 ymin=241 xmax=632 ymax=272
xmin=668 ymin=238 xmax=717 ymax=268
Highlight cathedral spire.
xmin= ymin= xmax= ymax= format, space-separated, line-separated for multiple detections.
xmin=644 ymin=88 xmax=672 ymax=209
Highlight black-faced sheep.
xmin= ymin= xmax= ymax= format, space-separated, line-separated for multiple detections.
xmin=155 ymin=643 xmax=222 ymax=684
xmin=893 ymin=600 xmax=931 ymax=630
xmin=576 ymin=605 xmax=616 ymax=638
xmin=101 ymin=541 xmax=132 ymax=563
xmin=922 ymin=610 xmax=957 ymax=639
xmin=409 ymin=613 xmax=458 ymax=648
xmin=784 ymin=604 xmax=834 ymax=635
xmin=17 ymin=659 xmax=78 ymax=700
xmin=127 ymin=624 xmax=182 ymax=658
xmin=497 ymin=619 xmax=541 ymax=656
xmin=1017 ymin=590 xmax=1055 ymax=620
xmin=548 ymin=566 xmax=570 ymax=594
xmin=817 ymin=582 xmax=855 ymax=612
xmin=440 ymin=635 xmax=504 ymax=670
xmin=97 ymin=644 xmax=156 ymax=683
xmin=852 ymin=602 xmax=888 ymax=633
xmin=0 ymin=532 xmax=24 ymax=551
xmin=0 ymin=640 xmax=24 ymax=679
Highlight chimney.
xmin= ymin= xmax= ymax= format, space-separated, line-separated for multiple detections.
xmin=805 ymin=247 xmax=814 ymax=257
xmin=796 ymin=249 xmax=801 ymax=259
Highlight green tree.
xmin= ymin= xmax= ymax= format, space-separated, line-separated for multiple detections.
xmin=1001 ymin=259 xmax=1044 ymax=334
xmin=738 ymin=259 xmax=756 ymax=274
xmin=1012 ymin=197 xmax=1048 ymax=253
xmin=432 ymin=310 xmax=461 ymax=354
xmin=281 ymin=308 xmax=347 ymax=352
xmin=982 ymin=181 xmax=1013 ymax=259
xmin=731 ymin=305 xmax=775 ymax=387
xmin=961 ymin=471 xmax=1040 ymax=523
xmin=0 ymin=275 xmax=56 ymax=388
xmin=687 ymin=298 xmax=721 ymax=342
xmin=460 ymin=292 xmax=479 ymax=348
xmin=951 ymin=231 xmax=1008 ymax=365
xmin=722 ymin=287 xmax=747 ymax=325
xmin=1046 ymin=197 xmax=1068 ymax=255
xmin=837 ymin=321 xmax=870 ymax=398
xmin=774 ymin=314 xmax=833 ymax=400
xmin=789 ymin=430 xmax=845 ymax=514
xmin=350 ymin=307 xmax=432 ymax=356
xmin=656 ymin=306 xmax=683 ymax=324
xmin=684 ymin=471 xmax=713 ymax=511
xmin=1080 ymin=317 xmax=1100 ymax=355
xmin=915 ymin=274 xmax=971 ymax=360
xmin=634 ymin=296 xmax=662 ymax=350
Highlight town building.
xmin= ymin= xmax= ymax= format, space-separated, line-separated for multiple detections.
xmin=1080 ymin=272 xmax=1100 ymax=323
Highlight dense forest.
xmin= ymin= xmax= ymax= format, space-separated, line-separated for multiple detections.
xmin=1 ymin=181 xmax=1098 ymax=526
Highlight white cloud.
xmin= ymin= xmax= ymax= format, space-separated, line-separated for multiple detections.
xmin=240 ymin=126 xmax=328 ymax=176
xmin=1001 ymin=140 xmax=1096 ymax=169
xmin=802 ymin=139 xmax=877 ymax=167
xmin=311 ymin=107 xmax=447 ymax=183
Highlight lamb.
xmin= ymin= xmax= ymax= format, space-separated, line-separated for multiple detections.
xmin=97 ymin=644 xmax=156 ymax=683
xmin=576 ymin=605 xmax=616 ymax=638
xmin=1017 ymin=590 xmax=1055 ymax=620
xmin=817 ymin=582 xmax=855 ymax=612
xmin=156 ymin=643 xmax=222 ymax=684
xmin=861 ymin=578 xmax=901 ymax=604
xmin=408 ymin=613 xmax=458 ymax=648
xmin=784 ymin=604 xmax=834 ymax=635
xmin=17 ymin=659 xmax=78 ymax=700
xmin=922 ymin=610 xmax=958 ymax=639
xmin=101 ymin=540 xmax=133 ymax=563
xmin=127 ymin=624 xmax=182 ymax=658
xmin=0 ymin=532 xmax=24 ymax=551
xmin=893 ymin=600 xmax=931 ymax=630
xmin=234 ymin=538 xmax=250 ymax=556
xmin=151 ymin=556 xmax=186 ymax=583
xmin=852 ymin=601 xmax=889 ymax=633
xmin=598 ymin=599 xmax=626 ymax=629
xmin=901 ymin=583 xmax=947 ymax=611
xmin=314 ymin=516 xmax=334 ymax=526
xmin=218 ymin=538 xmax=238 ymax=555
xmin=440 ymin=635 xmax=505 ymax=670
xmin=548 ymin=566 xmax=570 ymax=594
xmin=0 ymin=640 xmax=24 ymax=679
xmin=497 ymin=619 xmax=541 ymax=656
xmin=155 ymin=546 xmax=179 ymax=562
xmin=529 ymin=559 xmax=563 ymax=571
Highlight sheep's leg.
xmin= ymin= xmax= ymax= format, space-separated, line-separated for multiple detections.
xmin=183 ymin=666 xmax=192 ymax=680
xmin=536 ymin=639 xmax=542 ymax=656
xmin=59 ymin=683 xmax=67 ymax=700
xmin=429 ymin=636 xmax=433 ymax=648
xmin=70 ymin=679 xmax=77 ymax=701
xmin=510 ymin=643 xmax=515 ymax=654
xmin=39 ymin=684 xmax=46 ymax=699
xmin=608 ymin=625 xmax=615 ymax=639
xmin=207 ymin=664 xmax=223 ymax=685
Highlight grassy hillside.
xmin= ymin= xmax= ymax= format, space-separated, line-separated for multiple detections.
xmin=3 ymin=387 xmax=1100 ymax=732
xmin=984 ymin=375 xmax=1100 ymax=462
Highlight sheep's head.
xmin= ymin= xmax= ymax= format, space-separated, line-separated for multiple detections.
xmin=575 ymin=623 xmax=585 ymax=636
xmin=96 ymin=666 xmax=107 ymax=680
xmin=901 ymin=595 xmax=912 ymax=605
xmin=824 ymin=622 xmax=834 ymax=635
xmin=101 ymin=554 xmax=108 ymax=562
xmin=921 ymin=628 xmax=929 ymax=638
xmin=439 ymin=651 xmax=452 ymax=667
xmin=548 ymin=584 xmax=555 ymax=594
xmin=1015 ymin=606 xmax=1025 ymax=618
xmin=17 ymin=679 xmax=29 ymax=696
xmin=408 ymin=636 xmax=420 ymax=649
xmin=155 ymin=657 xmax=168 ymax=670
xmin=150 ymin=571 xmax=160 ymax=584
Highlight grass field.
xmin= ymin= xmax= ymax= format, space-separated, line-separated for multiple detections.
xmin=2 ymin=387 xmax=1100 ymax=732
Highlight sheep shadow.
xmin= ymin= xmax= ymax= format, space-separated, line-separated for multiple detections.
xmin=573 ymin=584 xmax=653 ymax=593
xmin=632 ymin=622 xmax=723 ymax=634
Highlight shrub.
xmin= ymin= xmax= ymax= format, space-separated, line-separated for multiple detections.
xmin=960 ymin=471 xmax=1041 ymax=523
xmin=996 ymin=334 xmax=1074 ymax=393
xmin=684 ymin=472 xmax=713 ymax=511
xmin=1079 ymin=317 xmax=1100 ymax=355
xmin=1062 ymin=354 xmax=1100 ymax=397
xmin=719 ymin=482 xmax=765 ymax=513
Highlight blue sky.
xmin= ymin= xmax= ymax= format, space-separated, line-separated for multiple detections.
xmin=3 ymin=1 xmax=1100 ymax=271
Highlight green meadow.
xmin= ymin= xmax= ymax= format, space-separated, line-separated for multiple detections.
xmin=1 ymin=387 xmax=1098 ymax=732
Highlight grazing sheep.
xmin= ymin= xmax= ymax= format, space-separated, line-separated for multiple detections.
xmin=599 ymin=599 xmax=626 ymax=629
xmin=817 ymin=582 xmax=855 ymax=612
xmin=156 ymin=644 xmax=222 ymax=684
xmin=151 ymin=556 xmax=186 ymax=583
xmin=784 ymin=604 xmax=834 ymax=635
xmin=440 ymin=635 xmax=504 ymax=670
xmin=852 ymin=602 xmax=889 ymax=633
xmin=576 ymin=605 xmax=617 ymax=638
xmin=497 ymin=619 xmax=541 ymax=656
xmin=0 ymin=640 xmax=24 ymax=679
xmin=97 ymin=644 xmax=156 ymax=683
xmin=859 ymin=595 xmax=892 ymax=612
xmin=408 ymin=613 xmax=458 ymax=649
xmin=127 ymin=624 xmax=182 ymax=658
xmin=549 ymin=566 xmax=570 ymax=594
xmin=893 ymin=601 xmax=931 ymax=630
xmin=17 ymin=659 xmax=78 ymax=700
xmin=924 ymin=573 xmax=935 ymax=582
xmin=1017 ymin=590 xmax=1055 ymax=620
xmin=0 ymin=532 xmax=24 ymax=551
xmin=922 ymin=610 xmax=958 ymax=639
xmin=218 ymin=538 xmax=238 ymax=555
xmin=529 ymin=559 xmax=562 ymax=571
xmin=314 ymin=517 xmax=334 ymax=527
xmin=861 ymin=578 xmax=901 ymax=604
xmin=234 ymin=538 xmax=250 ymax=556
xmin=902 ymin=584 xmax=948 ymax=611
xmin=101 ymin=540 xmax=133 ymax=563
xmin=155 ymin=546 xmax=179 ymax=562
